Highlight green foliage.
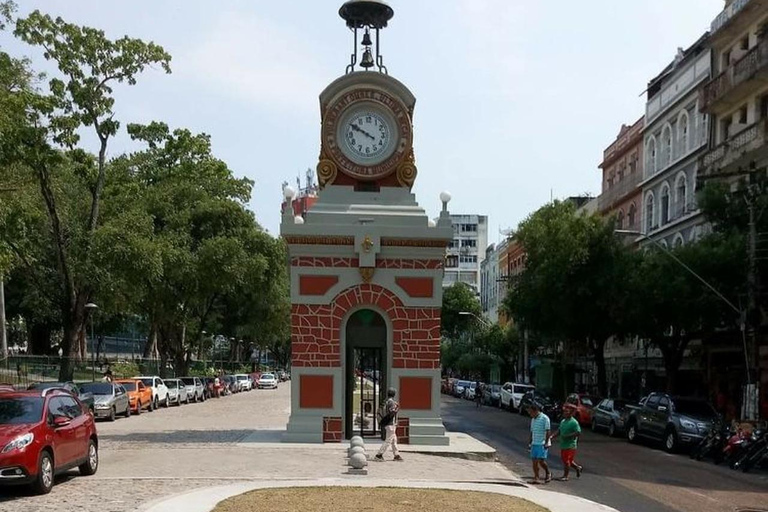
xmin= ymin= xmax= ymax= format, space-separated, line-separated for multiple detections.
xmin=441 ymin=282 xmax=481 ymax=339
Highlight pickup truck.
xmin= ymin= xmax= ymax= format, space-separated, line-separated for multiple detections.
xmin=625 ymin=392 xmax=719 ymax=453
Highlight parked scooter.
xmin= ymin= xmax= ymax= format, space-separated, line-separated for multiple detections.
xmin=732 ymin=427 xmax=767 ymax=472
xmin=691 ymin=421 xmax=728 ymax=461
xmin=714 ymin=425 xmax=749 ymax=465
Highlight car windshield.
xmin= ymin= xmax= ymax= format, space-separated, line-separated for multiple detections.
xmin=139 ymin=378 xmax=154 ymax=387
xmin=237 ymin=376 xmax=246 ymax=381
xmin=458 ymin=381 xmax=470 ymax=387
xmin=613 ymin=399 xmax=628 ymax=410
xmin=514 ymin=385 xmax=533 ymax=393
xmin=674 ymin=399 xmax=716 ymax=418
xmin=120 ymin=382 xmax=137 ymax=391
xmin=261 ymin=374 xmax=275 ymax=380
xmin=166 ymin=381 xmax=178 ymax=389
xmin=81 ymin=383 xmax=113 ymax=395
xmin=581 ymin=396 xmax=595 ymax=407
xmin=0 ymin=397 xmax=44 ymax=425
xmin=490 ymin=385 xmax=501 ymax=392
xmin=180 ymin=378 xmax=195 ymax=385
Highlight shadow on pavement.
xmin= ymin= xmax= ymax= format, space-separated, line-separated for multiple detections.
xmin=100 ymin=428 xmax=286 ymax=445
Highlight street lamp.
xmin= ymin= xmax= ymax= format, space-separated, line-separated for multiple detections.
xmin=615 ymin=229 xmax=752 ymax=393
xmin=85 ymin=303 xmax=98 ymax=382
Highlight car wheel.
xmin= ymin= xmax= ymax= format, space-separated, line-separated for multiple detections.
xmin=78 ymin=439 xmax=98 ymax=476
xmin=591 ymin=418 xmax=598 ymax=432
xmin=664 ymin=429 xmax=678 ymax=453
xmin=608 ymin=422 xmax=616 ymax=437
xmin=135 ymin=402 xmax=141 ymax=415
xmin=163 ymin=397 xmax=169 ymax=408
xmin=109 ymin=407 xmax=116 ymax=422
xmin=32 ymin=450 xmax=54 ymax=495
xmin=627 ymin=422 xmax=638 ymax=443
xmin=124 ymin=404 xmax=131 ymax=418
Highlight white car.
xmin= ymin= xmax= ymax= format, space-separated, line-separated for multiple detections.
xmin=464 ymin=382 xmax=478 ymax=400
xmin=180 ymin=377 xmax=205 ymax=402
xmin=257 ymin=373 xmax=278 ymax=389
xmin=235 ymin=374 xmax=252 ymax=392
xmin=500 ymin=382 xmax=535 ymax=411
xmin=134 ymin=376 xmax=169 ymax=409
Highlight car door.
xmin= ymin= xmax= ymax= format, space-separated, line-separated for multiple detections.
xmin=47 ymin=396 xmax=78 ymax=468
xmin=500 ymin=383 xmax=512 ymax=407
xmin=156 ymin=378 xmax=168 ymax=403
xmin=640 ymin=394 xmax=660 ymax=437
xmin=118 ymin=384 xmax=130 ymax=413
xmin=594 ymin=399 xmax=607 ymax=428
xmin=654 ymin=395 xmax=671 ymax=438
xmin=60 ymin=395 xmax=89 ymax=462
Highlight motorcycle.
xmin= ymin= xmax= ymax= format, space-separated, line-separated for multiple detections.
xmin=714 ymin=425 xmax=749 ymax=465
xmin=732 ymin=428 xmax=767 ymax=472
xmin=691 ymin=421 xmax=727 ymax=461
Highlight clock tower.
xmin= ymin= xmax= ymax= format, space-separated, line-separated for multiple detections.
xmin=281 ymin=0 xmax=453 ymax=445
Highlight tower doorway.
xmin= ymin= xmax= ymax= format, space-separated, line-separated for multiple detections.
xmin=344 ymin=309 xmax=387 ymax=439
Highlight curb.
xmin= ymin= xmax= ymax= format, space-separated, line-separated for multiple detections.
xmin=137 ymin=478 xmax=621 ymax=512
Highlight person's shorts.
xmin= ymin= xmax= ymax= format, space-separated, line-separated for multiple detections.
xmin=530 ymin=444 xmax=548 ymax=460
xmin=561 ymin=448 xmax=576 ymax=465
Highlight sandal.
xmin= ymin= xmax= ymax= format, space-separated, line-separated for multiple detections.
xmin=544 ymin=473 xmax=552 ymax=483
xmin=575 ymin=465 xmax=583 ymax=478
xmin=556 ymin=477 xmax=569 ymax=482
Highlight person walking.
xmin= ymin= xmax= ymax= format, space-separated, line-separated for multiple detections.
xmin=375 ymin=387 xmax=403 ymax=462
xmin=549 ymin=405 xmax=583 ymax=481
xmin=528 ymin=402 xmax=552 ymax=484
xmin=475 ymin=381 xmax=483 ymax=408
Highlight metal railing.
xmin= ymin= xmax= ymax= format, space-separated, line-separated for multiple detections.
xmin=700 ymin=38 xmax=768 ymax=112
xmin=701 ymin=120 xmax=767 ymax=171
xmin=598 ymin=171 xmax=642 ymax=212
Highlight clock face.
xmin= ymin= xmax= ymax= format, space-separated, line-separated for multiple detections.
xmin=338 ymin=108 xmax=396 ymax=166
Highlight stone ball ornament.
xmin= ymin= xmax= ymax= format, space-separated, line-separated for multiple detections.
xmin=439 ymin=191 xmax=452 ymax=204
xmin=294 ymin=215 xmax=305 ymax=225
xmin=350 ymin=437 xmax=365 ymax=448
xmin=349 ymin=445 xmax=366 ymax=458
xmin=349 ymin=452 xmax=368 ymax=470
xmin=428 ymin=219 xmax=436 ymax=228
xmin=283 ymin=185 xmax=296 ymax=200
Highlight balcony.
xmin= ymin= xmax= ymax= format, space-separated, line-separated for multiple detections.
xmin=597 ymin=171 xmax=642 ymax=212
xmin=700 ymin=119 xmax=768 ymax=175
xmin=700 ymin=38 xmax=768 ymax=113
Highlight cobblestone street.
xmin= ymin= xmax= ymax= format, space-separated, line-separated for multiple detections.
xmin=0 ymin=385 xmax=517 ymax=512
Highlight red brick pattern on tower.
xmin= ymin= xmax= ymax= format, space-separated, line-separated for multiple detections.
xmin=292 ymin=283 xmax=441 ymax=369
xmin=322 ymin=417 xmax=342 ymax=442
xmin=291 ymin=257 xmax=443 ymax=269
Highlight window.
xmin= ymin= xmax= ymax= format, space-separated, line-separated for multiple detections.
xmin=738 ymin=105 xmax=748 ymax=125
xmin=461 ymin=224 xmax=478 ymax=233
xmin=660 ymin=184 xmax=670 ymax=225
xmin=761 ymin=95 xmax=768 ymax=120
xmin=645 ymin=193 xmax=655 ymax=232
xmin=659 ymin=396 xmax=670 ymax=409
xmin=740 ymin=36 xmax=749 ymax=51
xmin=460 ymin=255 xmax=477 ymax=264
xmin=449 ymin=239 xmax=459 ymax=249
xmin=461 ymin=239 xmax=477 ymax=248
xmin=678 ymin=111 xmax=689 ymax=155
xmin=699 ymin=110 xmax=708 ymax=146
xmin=628 ymin=203 xmax=637 ymax=229
xmin=661 ymin=125 xmax=672 ymax=167
xmin=616 ymin=210 xmax=625 ymax=229
xmin=675 ymin=173 xmax=687 ymax=217
xmin=647 ymin=137 xmax=657 ymax=175
xmin=673 ymin=234 xmax=685 ymax=248
xmin=721 ymin=118 xmax=732 ymax=142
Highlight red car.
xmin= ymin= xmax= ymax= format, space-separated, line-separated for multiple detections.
xmin=565 ymin=393 xmax=600 ymax=426
xmin=0 ymin=388 xmax=99 ymax=494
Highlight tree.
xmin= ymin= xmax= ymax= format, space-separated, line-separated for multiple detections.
xmin=629 ymin=234 xmax=745 ymax=393
xmin=441 ymin=282 xmax=481 ymax=340
xmin=2 ymin=11 xmax=171 ymax=379
xmin=504 ymin=200 xmax=631 ymax=395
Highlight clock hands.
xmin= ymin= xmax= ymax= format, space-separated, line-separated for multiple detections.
xmin=349 ymin=123 xmax=375 ymax=141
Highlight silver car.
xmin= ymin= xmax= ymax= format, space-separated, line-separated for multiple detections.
xmin=81 ymin=382 xmax=131 ymax=421
xmin=180 ymin=377 xmax=205 ymax=402
xmin=164 ymin=379 xmax=189 ymax=406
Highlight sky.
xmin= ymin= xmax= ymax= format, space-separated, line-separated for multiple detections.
xmin=1 ymin=0 xmax=726 ymax=242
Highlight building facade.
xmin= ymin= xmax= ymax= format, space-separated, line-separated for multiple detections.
xmin=598 ymin=117 xmax=644 ymax=232
xmin=443 ymin=214 xmax=488 ymax=293
xmin=642 ymin=35 xmax=712 ymax=247
xmin=698 ymin=0 xmax=768 ymax=417
xmin=480 ymin=243 xmax=501 ymax=323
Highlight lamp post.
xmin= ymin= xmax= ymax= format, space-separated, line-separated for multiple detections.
xmin=85 ymin=303 xmax=98 ymax=382
xmin=615 ymin=229 xmax=754 ymax=415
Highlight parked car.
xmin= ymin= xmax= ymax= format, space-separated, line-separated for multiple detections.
xmin=500 ymin=382 xmax=535 ymax=411
xmin=453 ymin=380 xmax=471 ymax=398
xmin=482 ymin=384 xmax=502 ymax=406
xmin=115 ymin=379 xmax=153 ymax=414
xmin=164 ymin=379 xmax=189 ymax=406
xmin=180 ymin=377 xmax=205 ymax=402
xmin=201 ymin=377 xmax=215 ymax=399
xmin=258 ymin=373 xmax=278 ymax=389
xmin=625 ymin=392 xmax=719 ymax=452
xmin=0 ymin=384 xmax=15 ymax=392
xmin=133 ymin=376 xmax=169 ymax=409
xmin=565 ymin=393 xmax=599 ymax=426
xmin=591 ymin=398 xmax=629 ymax=437
xmin=519 ymin=390 xmax=562 ymax=422
xmin=79 ymin=382 xmax=130 ymax=421
xmin=0 ymin=388 xmax=99 ymax=494
xmin=464 ymin=382 xmax=479 ymax=400
xmin=223 ymin=375 xmax=238 ymax=394
xmin=27 ymin=382 xmax=95 ymax=412
xmin=235 ymin=374 xmax=252 ymax=392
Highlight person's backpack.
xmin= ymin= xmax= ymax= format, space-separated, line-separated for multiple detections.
xmin=378 ymin=401 xmax=392 ymax=428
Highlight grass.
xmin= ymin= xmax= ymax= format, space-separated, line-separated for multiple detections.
xmin=213 ymin=487 xmax=549 ymax=512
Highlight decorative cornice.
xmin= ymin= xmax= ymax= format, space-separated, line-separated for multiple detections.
xmin=381 ymin=238 xmax=449 ymax=248
xmin=283 ymin=235 xmax=355 ymax=246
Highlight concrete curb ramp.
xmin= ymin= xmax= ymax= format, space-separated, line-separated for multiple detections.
xmin=137 ymin=478 xmax=621 ymax=512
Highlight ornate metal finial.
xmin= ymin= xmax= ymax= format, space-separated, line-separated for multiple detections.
xmin=339 ymin=0 xmax=394 ymax=75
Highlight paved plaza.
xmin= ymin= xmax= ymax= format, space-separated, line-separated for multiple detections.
xmin=0 ymin=385 xmax=530 ymax=512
